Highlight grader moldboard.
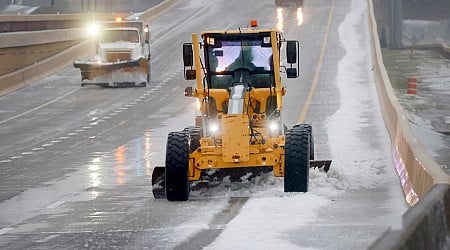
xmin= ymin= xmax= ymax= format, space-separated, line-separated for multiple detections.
xmin=152 ymin=21 xmax=331 ymax=201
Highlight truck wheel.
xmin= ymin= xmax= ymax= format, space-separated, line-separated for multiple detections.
xmin=146 ymin=61 xmax=151 ymax=85
xmin=165 ymin=131 xmax=190 ymax=201
xmin=294 ymin=123 xmax=314 ymax=160
xmin=183 ymin=126 xmax=201 ymax=153
xmin=284 ymin=126 xmax=310 ymax=192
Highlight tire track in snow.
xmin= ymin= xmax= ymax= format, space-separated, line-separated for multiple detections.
xmin=174 ymin=197 xmax=249 ymax=249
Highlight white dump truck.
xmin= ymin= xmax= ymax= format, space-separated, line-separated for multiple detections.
xmin=74 ymin=19 xmax=150 ymax=87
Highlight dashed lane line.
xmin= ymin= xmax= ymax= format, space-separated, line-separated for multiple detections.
xmin=0 ymin=88 xmax=78 ymax=125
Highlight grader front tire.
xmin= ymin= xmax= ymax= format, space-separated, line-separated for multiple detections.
xmin=284 ymin=126 xmax=310 ymax=192
xmin=165 ymin=131 xmax=190 ymax=201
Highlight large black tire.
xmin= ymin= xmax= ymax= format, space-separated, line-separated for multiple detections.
xmin=294 ymin=123 xmax=314 ymax=160
xmin=165 ymin=131 xmax=190 ymax=201
xmin=284 ymin=126 xmax=310 ymax=192
xmin=183 ymin=126 xmax=201 ymax=153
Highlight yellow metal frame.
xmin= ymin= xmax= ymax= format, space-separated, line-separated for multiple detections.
xmin=188 ymin=29 xmax=287 ymax=181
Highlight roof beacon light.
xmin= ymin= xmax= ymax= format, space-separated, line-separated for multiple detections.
xmin=250 ymin=20 xmax=258 ymax=28
xmin=116 ymin=17 xmax=123 ymax=22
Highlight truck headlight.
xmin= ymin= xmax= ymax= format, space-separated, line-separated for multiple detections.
xmin=88 ymin=23 xmax=100 ymax=36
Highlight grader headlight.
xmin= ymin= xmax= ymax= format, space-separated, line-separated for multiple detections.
xmin=269 ymin=121 xmax=279 ymax=133
xmin=209 ymin=122 xmax=220 ymax=134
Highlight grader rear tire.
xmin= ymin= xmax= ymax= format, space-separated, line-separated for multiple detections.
xmin=165 ymin=131 xmax=190 ymax=201
xmin=183 ymin=126 xmax=201 ymax=153
xmin=284 ymin=126 xmax=310 ymax=192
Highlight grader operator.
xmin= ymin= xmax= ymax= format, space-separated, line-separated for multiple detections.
xmin=152 ymin=21 xmax=331 ymax=201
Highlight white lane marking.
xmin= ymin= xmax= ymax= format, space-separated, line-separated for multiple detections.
xmin=68 ymin=133 xmax=78 ymax=136
xmin=82 ymin=126 xmax=91 ymax=129
xmin=50 ymin=140 xmax=61 ymax=144
xmin=36 ymin=234 xmax=59 ymax=243
xmin=11 ymin=156 xmax=23 ymax=159
xmin=0 ymin=88 xmax=78 ymax=125
xmin=21 ymin=152 xmax=33 ymax=155
xmin=103 ymin=116 xmax=112 ymax=119
xmin=47 ymin=201 xmax=65 ymax=209
xmin=76 ymin=129 xmax=84 ymax=133
xmin=0 ymin=227 xmax=13 ymax=235
xmin=42 ymin=144 xmax=52 ymax=147
xmin=172 ymin=86 xmax=181 ymax=92
xmin=0 ymin=160 xmax=12 ymax=163
xmin=59 ymin=137 xmax=69 ymax=140
xmin=32 ymin=148 xmax=43 ymax=151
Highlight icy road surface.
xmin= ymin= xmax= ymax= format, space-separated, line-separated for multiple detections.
xmin=0 ymin=0 xmax=407 ymax=249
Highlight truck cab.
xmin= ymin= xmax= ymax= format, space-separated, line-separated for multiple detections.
xmin=74 ymin=19 xmax=151 ymax=87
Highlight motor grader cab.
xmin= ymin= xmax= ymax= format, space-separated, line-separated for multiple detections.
xmin=152 ymin=21 xmax=331 ymax=201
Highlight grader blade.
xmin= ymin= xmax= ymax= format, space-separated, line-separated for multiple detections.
xmin=309 ymin=160 xmax=332 ymax=173
xmin=151 ymin=166 xmax=166 ymax=199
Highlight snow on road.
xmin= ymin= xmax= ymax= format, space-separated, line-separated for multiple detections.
xmin=203 ymin=0 xmax=405 ymax=248
xmin=145 ymin=1 xmax=406 ymax=248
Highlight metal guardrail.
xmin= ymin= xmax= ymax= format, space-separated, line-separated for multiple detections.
xmin=410 ymin=43 xmax=450 ymax=59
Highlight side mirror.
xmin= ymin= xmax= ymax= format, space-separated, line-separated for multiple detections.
xmin=185 ymin=69 xmax=196 ymax=80
xmin=286 ymin=41 xmax=298 ymax=64
xmin=184 ymin=86 xmax=194 ymax=97
xmin=286 ymin=68 xmax=297 ymax=78
xmin=183 ymin=44 xmax=194 ymax=67
xmin=144 ymin=25 xmax=150 ymax=43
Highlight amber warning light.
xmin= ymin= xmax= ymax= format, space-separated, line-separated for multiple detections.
xmin=250 ymin=20 xmax=258 ymax=27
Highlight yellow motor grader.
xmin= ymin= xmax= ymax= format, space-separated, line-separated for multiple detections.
xmin=152 ymin=21 xmax=331 ymax=201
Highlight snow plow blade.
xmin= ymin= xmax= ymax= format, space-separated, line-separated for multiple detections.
xmin=151 ymin=166 xmax=166 ymax=199
xmin=310 ymin=160 xmax=332 ymax=173
xmin=73 ymin=57 xmax=149 ymax=87
xmin=151 ymin=160 xmax=331 ymax=199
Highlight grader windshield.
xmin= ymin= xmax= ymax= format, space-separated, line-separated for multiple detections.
xmin=204 ymin=33 xmax=275 ymax=89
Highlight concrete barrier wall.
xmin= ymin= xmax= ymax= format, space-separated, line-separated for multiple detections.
xmin=0 ymin=28 xmax=87 ymax=75
xmin=370 ymin=184 xmax=450 ymax=250
xmin=0 ymin=39 xmax=94 ymax=95
xmin=0 ymin=13 xmax=124 ymax=32
xmin=0 ymin=28 xmax=87 ymax=48
xmin=368 ymin=0 xmax=450 ymax=248
xmin=368 ymin=0 xmax=450 ymax=206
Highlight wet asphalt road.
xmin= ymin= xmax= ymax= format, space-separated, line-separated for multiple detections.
xmin=0 ymin=0 xmax=407 ymax=249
